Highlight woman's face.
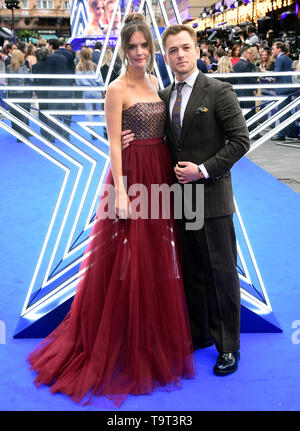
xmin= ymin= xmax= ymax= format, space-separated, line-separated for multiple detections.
xmin=126 ymin=31 xmax=150 ymax=69
xmin=261 ymin=51 xmax=268 ymax=62
xmin=234 ymin=46 xmax=240 ymax=57
xmin=93 ymin=0 xmax=104 ymax=20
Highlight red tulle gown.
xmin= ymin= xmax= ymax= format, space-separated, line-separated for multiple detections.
xmin=27 ymin=101 xmax=195 ymax=408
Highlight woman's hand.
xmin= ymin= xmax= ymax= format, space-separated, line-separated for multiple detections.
xmin=115 ymin=190 xmax=131 ymax=219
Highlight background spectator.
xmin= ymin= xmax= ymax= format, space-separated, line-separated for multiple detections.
xmin=6 ymin=49 xmax=32 ymax=142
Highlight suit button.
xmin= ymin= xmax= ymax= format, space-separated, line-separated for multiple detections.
xmin=177 ymin=147 xmax=183 ymax=151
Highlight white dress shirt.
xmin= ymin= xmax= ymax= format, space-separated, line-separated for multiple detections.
xmin=169 ymin=68 xmax=209 ymax=178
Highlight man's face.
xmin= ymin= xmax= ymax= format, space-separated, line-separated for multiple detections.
xmin=164 ymin=31 xmax=199 ymax=80
xmin=200 ymin=43 xmax=207 ymax=53
xmin=271 ymin=44 xmax=280 ymax=58
xmin=243 ymin=48 xmax=252 ymax=61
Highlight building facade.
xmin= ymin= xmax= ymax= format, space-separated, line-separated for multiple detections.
xmin=0 ymin=0 xmax=71 ymax=38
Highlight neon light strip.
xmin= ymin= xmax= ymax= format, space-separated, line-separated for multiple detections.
xmin=236 ymin=240 xmax=252 ymax=284
xmin=234 ymin=197 xmax=272 ymax=311
xmin=145 ymin=0 xmax=173 ymax=83
xmin=248 ymin=96 xmax=300 ymax=136
xmin=248 ymin=110 xmax=300 ymax=153
xmin=170 ymin=0 xmax=182 ymax=23
xmin=245 ymin=101 xmax=282 ymax=127
xmin=1 ymin=71 xmax=299 ymax=79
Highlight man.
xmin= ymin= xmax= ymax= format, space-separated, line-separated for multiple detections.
xmin=210 ymin=47 xmax=226 ymax=72
xmin=233 ymin=44 xmax=258 ymax=132
xmin=270 ymin=41 xmax=293 ymax=142
xmin=122 ymin=25 xmax=250 ymax=376
xmin=58 ymin=37 xmax=75 ymax=73
xmin=16 ymin=41 xmax=31 ymax=70
xmin=233 ymin=44 xmax=253 ymax=73
xmin=4 ymin=42 xmax=17 ymax=71
xmin=32 ymin=47 xmax=54 ymax=143
xmin=92 ymin=41 xmax=103 ymax=65
xmin=46 ymin=38 xmax=73 ymax=140
xmin=245 ymin=25 xmax=259 ymax=46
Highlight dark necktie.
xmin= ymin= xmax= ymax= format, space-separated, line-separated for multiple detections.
xmin=171 ymin=81 xmax=186 ymax=140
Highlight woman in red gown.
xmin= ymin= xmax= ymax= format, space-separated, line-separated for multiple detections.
xmin=27 ymin=13 xmax=195 ymax=408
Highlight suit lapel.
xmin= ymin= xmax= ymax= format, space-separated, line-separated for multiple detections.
xmin=180 ymin=72 xmax=209 ymax=143
xmin=160 ymin=82 xmax=179 ymax=145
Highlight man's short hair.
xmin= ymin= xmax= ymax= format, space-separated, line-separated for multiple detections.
xmin=162 ymin=24 xmax=197 ymax=51
xmin=59 ymin=37 xmax=66 ymax=47
xmin=215 ymin=47 xmax=226 ymax=58
xmin=240 ymin=44 xmax=251 ymax=56
xmin=94 ymin=41 xmax=103 ymax=50
xmin=49 ymin=38 xmax=59 ymax=50
xmin=247 ymin=25 xmax=256 ymax=34
xmin=17 ymin=41 xmax=27 ymax=54
xmin=38 ymin=47 xmax=50 ymax=61
xmin=273 ymin=41 xmax=285 ymax=52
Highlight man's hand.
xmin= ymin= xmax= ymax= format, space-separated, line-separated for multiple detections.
xmin=121 ymin=129 xmax=135 ymax=150
xmin=174 ymin=161 xmax=205 ymax=184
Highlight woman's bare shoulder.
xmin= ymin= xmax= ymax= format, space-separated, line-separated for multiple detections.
xmin=149 ymin=74 xmax=159 ymax=90
xmin=107 ymin=74 xmax=126 ymax=91
xmin=105 ymin=77 xmax=128 ymax=110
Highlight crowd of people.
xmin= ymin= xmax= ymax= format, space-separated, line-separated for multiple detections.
xmin=0 ymin=37 xmax=121 ymax=141
xmin=0 ymin=22 xmax=299 ymax=141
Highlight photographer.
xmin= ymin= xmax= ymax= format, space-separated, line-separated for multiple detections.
xmin=245 ymin=25 xmax=259 ymax=45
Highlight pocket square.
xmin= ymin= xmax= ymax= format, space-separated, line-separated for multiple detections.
xmin=195 ymin=106 xmax=208 ymax=114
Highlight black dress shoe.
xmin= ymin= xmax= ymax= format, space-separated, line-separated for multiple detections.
xmin=271 ymin=135 xmax=285 ymax=141
xmin=193 ymin=336 xmax=214 ymax=350
xmin=213 ymin=352 xmax=240 ymax=376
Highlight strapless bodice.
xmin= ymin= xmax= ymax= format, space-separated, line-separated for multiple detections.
xmin=122 ymin=101 xmax=166 ymax=140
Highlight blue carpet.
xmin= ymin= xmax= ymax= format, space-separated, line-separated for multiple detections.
xmin=0 ymin=122 xmax=300 ymax=411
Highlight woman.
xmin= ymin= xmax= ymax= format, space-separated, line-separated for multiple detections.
xmin=230 ymin=44 xmax=240 ymax=67
xmin=259 ymin=49 xmax=274 ymax=72
xmin=215 ymin=55 xmax=235 ymax=86
xmin=75 ymin=47 xmax=103 ymax=123
xmin=100 ymin=47 xmax=119 ymax=83
xmin=84 ymin=0 xmax=105 ymax=36
xmin=259 ymin=49 xmax=275 ymax=121
xmin=217 ymin=55 xmax=233 ymax=73
xmin=6 ymin=49 xmax=32 ymax=142
xmin=25 ymin=43 xmax=37 ymax=70
xmin=28 ymin=13 xmax=195 ymax=408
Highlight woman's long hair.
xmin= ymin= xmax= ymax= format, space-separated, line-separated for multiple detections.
xmin=217 ymin=55 xmax=233 ymax=73
xmin=76 ymin=47 xmax=96 ymax=72
xmin=10 ymin=49 xmax=25 ymax=72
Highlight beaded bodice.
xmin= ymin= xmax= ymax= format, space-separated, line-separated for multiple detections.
xmin=122 ymin=101 xmax=166 ymax=140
